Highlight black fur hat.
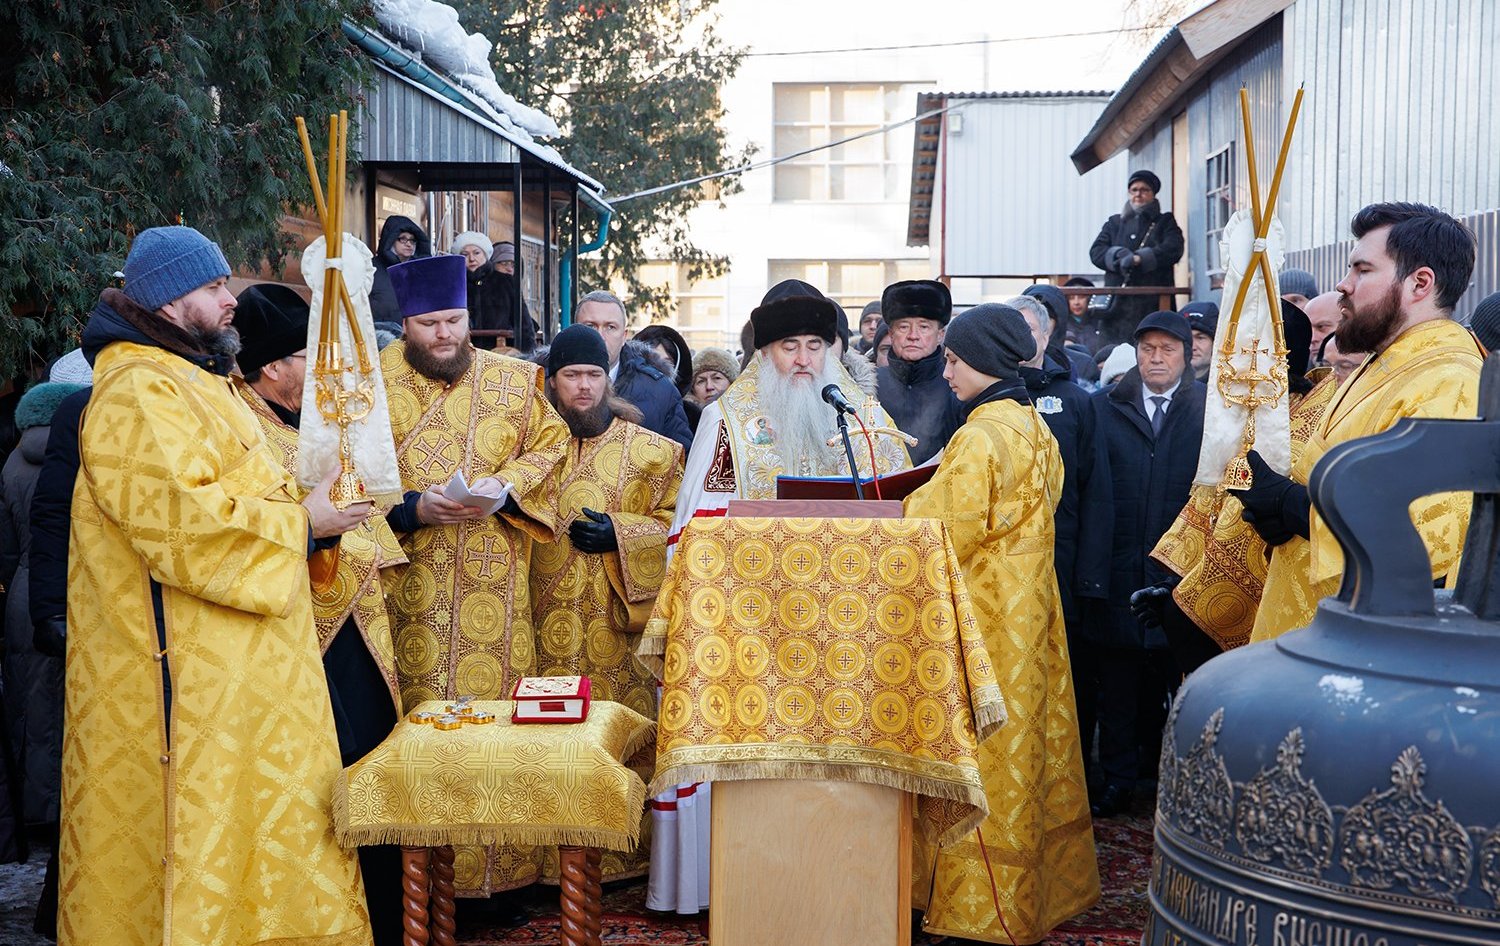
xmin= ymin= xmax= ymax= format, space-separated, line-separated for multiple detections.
xmin=750 ymin=279 xmax=840 ymax=349
xmin=881 ymin=279 xmax=951 ymax=326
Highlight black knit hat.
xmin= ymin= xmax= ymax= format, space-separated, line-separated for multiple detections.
xmin=1128 ymin=169 xmax=1161 ymax=194
xmin=881 ymin=279 xmax=952 ymax=326
xmin=233 ymin=283 xmax=310 ymax=376
xmin=1180 ymin=300 xmax=1220 ymax=340
xmin=1134 ymin=310 xmax=1192 ymax=347
xmin=944 ymin=304 xmax=1035 ymax=380
xmin=750 ymin=279 xmax=840 ymax=348
xmin=1281 ymin=299 xmax=1312 ymax=379
xmin=546 ymin=324 xmax=610 ymax=377
xmin=1471 ymin=290 xmax=1500 ymax=352
xmin=867 ymin=321 xmax=889 ymax=362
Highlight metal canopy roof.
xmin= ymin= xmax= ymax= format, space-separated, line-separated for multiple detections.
xmin=351 ymin=23 xmax=610 ymax=208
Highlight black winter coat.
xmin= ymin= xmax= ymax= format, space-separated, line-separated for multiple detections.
xmin=614 ymin=342 xmax=693 ymax=450
xmin=369 ymin=215 xmax=432 ymax=327
xmin=467 ymin=264 xmax=535 ymax=351
xmin=876 ymin=347 xmax=962 ymax=465
xmin=27 ymin=388 xmax=87 ymax=651
xmin=1083 ymin=368 xmax=1205 ymax=649
xmin=1088 ymin=200 xmax=1185 ymax=343
xmin=1 ymin=383 xmax=84 ymax=826
xmin=1020 ymin=358 xmax=1111 ymax=624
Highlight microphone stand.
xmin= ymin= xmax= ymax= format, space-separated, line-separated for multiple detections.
xmin=834 ymin=409 xmax=865 ymax=500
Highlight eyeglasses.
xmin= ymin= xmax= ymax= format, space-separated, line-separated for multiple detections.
xmin=395 ymin=234 xmax=417 ymax=244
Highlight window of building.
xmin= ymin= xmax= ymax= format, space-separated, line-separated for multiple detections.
xmin=767 ymin=259 xmax=932 ymax=321
xmin=632 ymin=262 xmax=732 ymax=352
xmin=773 ymin=82 xmax=930 ymax=203
xmin=1205 ymin=144 xmax=1236 ymax=278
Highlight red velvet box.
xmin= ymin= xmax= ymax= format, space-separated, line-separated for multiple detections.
xmin=510 ymin=676 xmax=592 ymax=724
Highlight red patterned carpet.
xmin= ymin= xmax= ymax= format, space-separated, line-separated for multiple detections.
xmin=458 ymin=809 xmax=1154 ymax=945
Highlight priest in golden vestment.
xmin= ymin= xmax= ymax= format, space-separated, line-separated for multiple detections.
xmin=232 ymin=284 xmax=410 ymax=945
xmin=1147 ymin=303 xmax=1340 ymax=661
xmin=904 ymin=304 xmax=1099 ymax=944
xmin=654 ymin=279 xmax=910 ymax=915
xmin=379 ymin=255 xmax=568 ymax=894
xmin=62 ymin=227 xmax=373 ymax=946
xmin=530 ymin=325 xmax=683 ymax=880
xmin=670 ymin=279 xmax=909 ymax=538
xmin=1242 ymin=203 xmax=1484 ymax=643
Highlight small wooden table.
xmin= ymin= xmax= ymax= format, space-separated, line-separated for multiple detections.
xmin=334 ymin=700 xmax=654 ymax=946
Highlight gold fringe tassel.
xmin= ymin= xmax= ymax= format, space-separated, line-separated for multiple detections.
xmin=332 ymin=775 xmax=646 ymax=852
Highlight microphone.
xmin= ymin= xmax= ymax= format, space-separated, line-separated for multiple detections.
xmin=821 ymin=383 xmax=856 ymax=416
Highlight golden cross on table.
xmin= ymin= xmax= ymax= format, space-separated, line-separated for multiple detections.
xmin=409 ymin=696 xmax=497 ymax=730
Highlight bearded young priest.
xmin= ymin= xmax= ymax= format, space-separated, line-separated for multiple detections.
xmin=669 ymin=279 xmax=910 ymax=542
xmin=904 ymin=303 xmax=1100 ymax=944
xmin=1247 ymin=202 xmax=1485 ymax=642
xmin=529 ymin=325 xmax=683 ymax=881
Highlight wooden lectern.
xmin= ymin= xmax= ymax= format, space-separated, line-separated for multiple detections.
xmin=710 ymin=499 xmax=912 ymax=946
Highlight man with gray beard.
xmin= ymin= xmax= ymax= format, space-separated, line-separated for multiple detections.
xmin=668 ymin=278 xmax=910 ymax=544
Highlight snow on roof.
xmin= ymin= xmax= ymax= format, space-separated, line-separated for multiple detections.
xmin=373 ymin=0 xmax=560 ymax=140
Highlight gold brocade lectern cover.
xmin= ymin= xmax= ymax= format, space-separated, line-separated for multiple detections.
xmin=334 ymin=700 xmax=653 ymax=851
xmin=637 ymin=517 xmax=1006 ymax=847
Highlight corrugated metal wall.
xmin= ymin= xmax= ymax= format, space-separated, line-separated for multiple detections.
xmin=944 ymin=97 xmax=1128 ymax=276
xmin=1122 ymin=20 xmax=1282 ymax=301
xmin=1286 ymin=207 xmax=1500 ymax=323
xmin=1282 ymin=0 xmax=1500 ymax=251
xmin=363 ymin=64 xmax=519 ymax=165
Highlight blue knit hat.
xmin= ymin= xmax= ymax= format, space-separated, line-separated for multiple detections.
xmin=122 ymin=226 xmax=232 ymax=312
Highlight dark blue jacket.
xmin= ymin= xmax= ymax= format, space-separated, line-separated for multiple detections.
xmin=1084 ymin=367 xmax=1205 ymax=649
xmin=876 ymin=347 xmax=961 ymax=465
xmin=27 ymin=388 xmax=89 ymax=647
xmin=1020 ymin=357 xmax=1110 ymax=625
xmin=614 ymin=342 xmax=692 ymax=450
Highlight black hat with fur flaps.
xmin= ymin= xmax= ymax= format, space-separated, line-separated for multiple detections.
xmin=750 ymin=279 xmax=840 ymax=349
xmin=881 ymin=279 xmax=952 ymax=326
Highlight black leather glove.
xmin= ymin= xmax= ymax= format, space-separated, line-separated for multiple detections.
xmin=1236 ymin=450 xmax=1311 ymax=546
xmin=1129 ymin=580 xmax=1177 ymax=632
xmin=568 ymin=508 xmax=618 ymax=554
xmin=34 ymin=616 xmax=66 ymax=658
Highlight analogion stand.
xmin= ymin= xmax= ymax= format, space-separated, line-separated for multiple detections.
xmin=334 ymin=699 xmax=655 ymax=946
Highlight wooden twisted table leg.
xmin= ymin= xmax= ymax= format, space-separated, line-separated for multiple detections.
xmin=558 ymin=845 xmax=604 ymax=946
xmin=429 ymin=845 xmax=456 ymax=946
xmin=401 ymin=846 xmax=431 ymax=946
xmin=584 ymin=848 xmax=603 ymax=946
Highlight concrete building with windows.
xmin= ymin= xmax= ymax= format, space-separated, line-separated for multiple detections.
xmin=650 ymin=0 xmax=1146 ymax=351
xmin=1071 ymin=0 xmax=1500 ymax=318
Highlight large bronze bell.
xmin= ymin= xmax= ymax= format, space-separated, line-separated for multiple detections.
xmin=1145 ymin=354 xmax=1500 ymax=946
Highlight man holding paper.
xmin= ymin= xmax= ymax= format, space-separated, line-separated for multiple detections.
xmin=380 ymin=255 xmax=568 ymax=726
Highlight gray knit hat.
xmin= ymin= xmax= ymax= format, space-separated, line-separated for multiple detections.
xmin=1470 ymin=290 xmax=1500 ymax=352
xmin=943 ymin=304 xmax=1035 ymax=380
xmin=123 ymin=225 xmax=231 ymax=311
xmin=1279 ymin=268 xmax=1318 ymax=299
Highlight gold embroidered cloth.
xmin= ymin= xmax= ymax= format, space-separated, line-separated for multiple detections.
xmin=381 ymin=343 xmax=568 ymax=711
xmin=1252 ymin=319 xmax=1483 ymax=642
xmin=335 ymin=700 xmax=653 ymax=851
xmin=637 ymin=516 xmax=1004 ymax=847
xmin=1151 ymin=373 xmax=1338 ymax=650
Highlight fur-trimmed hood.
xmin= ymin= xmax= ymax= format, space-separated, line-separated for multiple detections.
xmin=842 ymin=349 xmax=879 ymax=398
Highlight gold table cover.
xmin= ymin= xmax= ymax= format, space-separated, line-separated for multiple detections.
xmin=637 ymin=516 xmax=1005 ymax=846
xmin=334 ymin=700 xmax=653 ymax=851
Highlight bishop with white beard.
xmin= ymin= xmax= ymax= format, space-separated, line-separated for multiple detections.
xmin=649 ymin=279 xmax=910 ymax=915
xmin=668 ymin=279 xmax=911 ymax=545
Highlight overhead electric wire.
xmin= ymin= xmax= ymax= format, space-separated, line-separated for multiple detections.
xmin=556 ymin=25 xmax=1160 ymax=62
